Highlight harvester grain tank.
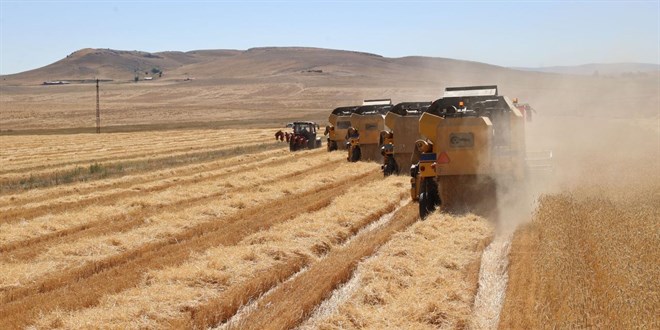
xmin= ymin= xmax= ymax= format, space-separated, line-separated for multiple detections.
xmin=410 ymin=85 xmax=526 ymax=218
xmin=348 ymin=100 xmax=392 ymax=162
xmin=326 ymin=106 xmax=359 ymax=151
xmin=381 ymin=102 xmax=431 ymax=176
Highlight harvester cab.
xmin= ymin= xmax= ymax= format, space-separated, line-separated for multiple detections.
xmin=347 ymin=100 xmax=392 ymax=162
xmin=278 ymin=121 xmax=322 ymax=151
xmin=411 ymin=85 xmax=529 ymax=218
xmin=381 ymin=102 xmax=431 ymax=176
xmin=326 ymin=106 xmax=359 ymax=151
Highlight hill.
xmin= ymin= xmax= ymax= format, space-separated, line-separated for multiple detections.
xmin=1 ymin=47 xmax=658 ymax=131
xmin=513 ymin=62 xmax=660 ymax=76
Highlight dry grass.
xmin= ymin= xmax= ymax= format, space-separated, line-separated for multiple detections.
xmin=305 ymin=211 xmax=493 ymax=329
xmin=30 ymin=175 xmax=409 ymax=329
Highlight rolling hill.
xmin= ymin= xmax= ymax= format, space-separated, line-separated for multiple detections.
xmin=1 ymin=47 xmax=658 ymax=131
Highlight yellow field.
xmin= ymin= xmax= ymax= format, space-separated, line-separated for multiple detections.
xmin=2 ymin=121 xmax=658 ymax=329
xmin=0 ymin=128 xmax=495 ymax=329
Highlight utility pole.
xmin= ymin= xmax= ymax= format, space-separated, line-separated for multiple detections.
xmin=95 ymin=79 xmax=101 ymax=133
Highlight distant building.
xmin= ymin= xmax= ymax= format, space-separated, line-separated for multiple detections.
xmin=43 ymin=80 xmax=70 ymax=85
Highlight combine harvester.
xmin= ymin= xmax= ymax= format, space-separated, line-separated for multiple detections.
xmin=325 ymin=106 xmax=359 ymax=151
xmin=410 ymin=85 xmax=551 ymax=218
xmin=381 ymin=101 xmax=432 ymax=176
xmin=346 ymin=99 xmax=393 ymax=162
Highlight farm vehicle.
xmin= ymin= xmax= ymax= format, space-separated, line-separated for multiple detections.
xmin=326 ymin=106 xmax=359 ymax=151
xmin=410 ymin=85 xmax=532 ymax=218
xmin=346 ymin=100 xmax=393 ymax=162
xmin=275 ymin=121 xmax=322 ymax=151
xmin=381 ymin=102 xmax=431 ymax=176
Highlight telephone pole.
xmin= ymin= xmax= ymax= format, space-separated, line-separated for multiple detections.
xmin=95 ymin=79 xmax=101 ymax=133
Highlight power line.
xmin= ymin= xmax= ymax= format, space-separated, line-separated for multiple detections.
xmin=96 ymin=78 xmax=101 ymax=134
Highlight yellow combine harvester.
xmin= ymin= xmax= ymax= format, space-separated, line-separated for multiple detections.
xmin=410 ymin=85 xmax=527 ymax=218
xmin=347 ymin=99 xmax=392 ymax=162
xmin=326 ymin=106 xmax=359 ymax=151
xmin=381 ymin=102 xmax=431 ymax=176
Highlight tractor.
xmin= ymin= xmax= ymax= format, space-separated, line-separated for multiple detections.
xmin=381 ymin=101 xmax=431 ymax=176
xmin=275 ymin=121 xmax=322 ymax=151
xmin=410 ymin=85 xmax=528 ymax=218
xmin=347 ymin=100 xmax=392 ymax=162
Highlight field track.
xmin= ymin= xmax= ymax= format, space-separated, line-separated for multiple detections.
xmin=0 ymin=129 xmax=495 ymax=329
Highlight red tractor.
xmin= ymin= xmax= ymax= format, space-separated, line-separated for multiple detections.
xmin=275 ymin=121 xmax=322 ymax=151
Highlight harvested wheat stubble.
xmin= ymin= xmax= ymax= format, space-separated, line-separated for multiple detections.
xmin=0 ymin=146 xmax=295 ymax=210
xmin=230 ymin=202 xmax=419 ymax=330
xmin=0 ymin=128 xmax=273 ymax=172
xmin=1 ymin=163 xmax=381 ymax=329
xmin=0 ymin=154 xmax=355 ymax=299
xmin=0 ymin=140 xmax=283 ymax=193
xmin=0 ymin=148 xmax=322 ymax=248
xmin=306 ymin=212 xmax=492 ymax=330
xmin=31 ymin=176 xmax=409 ymax=329
xmin=0 ymin=137 xmax=272 ymax=178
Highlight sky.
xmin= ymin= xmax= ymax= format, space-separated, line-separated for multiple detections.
xmin=1 ymin=1 xmax=659 ymax=75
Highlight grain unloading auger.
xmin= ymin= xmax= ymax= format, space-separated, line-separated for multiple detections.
xmin=410 ymin=85 xmax=552 ymax=218
xmin=381 ymin=102 xmax=432 ymax=176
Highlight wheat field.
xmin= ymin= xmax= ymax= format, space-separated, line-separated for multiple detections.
xmin=2 ymin=122 xmax=657 ymax=329
xmin=0 ymin=128 xmax=498 ymax=329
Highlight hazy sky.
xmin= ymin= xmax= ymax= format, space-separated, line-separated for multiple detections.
xmin=1 ymin=1 xmax=659 ymax=74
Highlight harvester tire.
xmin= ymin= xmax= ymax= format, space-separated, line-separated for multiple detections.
xmin=383 ymin=155 xmax=398 ymax=176
xmin=350 ymin=146 xmax=361 ymax=162
xmin=419 ymin=178 xmax=439 ymax=219
xmin=327 ymin=141 xmax=337 ymax=152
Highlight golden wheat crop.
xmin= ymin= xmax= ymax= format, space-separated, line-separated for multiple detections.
xmin=499 ymin=136 xmax=660 ymax=329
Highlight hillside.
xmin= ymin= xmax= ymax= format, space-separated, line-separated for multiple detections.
xmin=514 ymin=62 xmax=660 ymax=76
xmin=1 ymin=47 xmax=659 ymax=131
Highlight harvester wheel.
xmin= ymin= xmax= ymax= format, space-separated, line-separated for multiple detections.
xmin=419 ymin=178 xmax=439 ymax=219
xmin=350 ymin=146 xmax=361 ymax=162
xmin=383 ymin=155 xmax=398 ymax=176
xmin=327 ymin=140 xmax=337 ymax=152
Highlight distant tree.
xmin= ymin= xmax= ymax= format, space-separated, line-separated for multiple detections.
xmin=134 ymin=75 xmax=139 ymax=83
xmin=151 ymin=67 xmax=162 ymax=75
